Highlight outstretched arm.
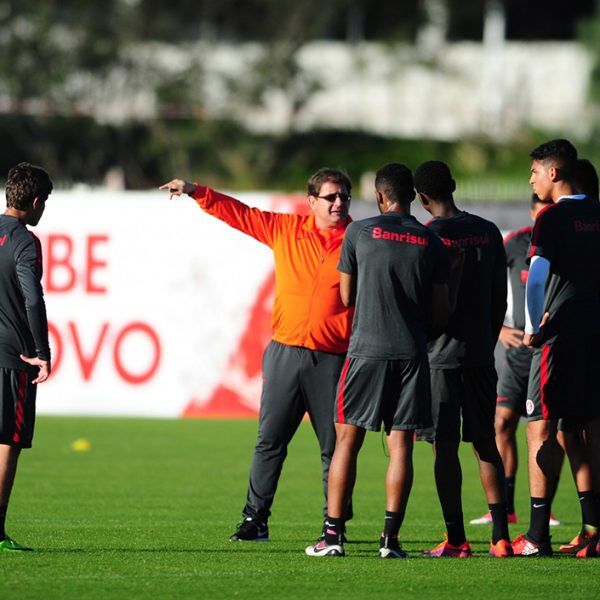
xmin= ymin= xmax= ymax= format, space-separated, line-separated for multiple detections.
xmin=159 ymin=178 xmax=284 ymax=247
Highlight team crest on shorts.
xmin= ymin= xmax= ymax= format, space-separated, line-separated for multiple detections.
xmin=526 ymin=399 xmax=535 ymax=415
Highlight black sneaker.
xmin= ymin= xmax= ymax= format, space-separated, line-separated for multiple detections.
xmin=229 ymin=517 xmax=269 ymax=542
xmin=378 ymin=535 xmax=408 ymax=559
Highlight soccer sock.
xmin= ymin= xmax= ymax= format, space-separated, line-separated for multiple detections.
xmin=443 ymin=512 xmax=466 ymax=547
xmin=0 ymin=505 xmax=7 ymax=541
xmin=577 ymin=490 xmax=599 ymax=533
xmin=324 ymin=515 xmax=344 ymax=545
xmin=505 ymin=477 xmax=516 ymax=514
xmin=489 ymin=502 xmax=510 ymax=543
xmin=527 ymin=497 xmax=551 ymax=543
xmin=383 ymin=510 xmax=404 ymax=538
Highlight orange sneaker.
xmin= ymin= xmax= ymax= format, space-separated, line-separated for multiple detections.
xmin=511 ymin=533 xmax=553 ymax=557
xmin=559 ymin=531 xmax=597 ymax=555
xmin=574 ymin=534 xmax=598 ymax=558
xmin=423 ymin=535 xmax=472 ymax=558
xmin=489 ymin=539 xmax=514 ymax=558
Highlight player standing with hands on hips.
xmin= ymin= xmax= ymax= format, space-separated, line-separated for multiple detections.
xmin=0 ymin=163 xmax=52 ymax=552
xmin=160 ymin=170 xmax=354 ymax=543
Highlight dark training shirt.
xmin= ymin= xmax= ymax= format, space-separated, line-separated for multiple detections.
xmin=504 ymin=226 xmax=532 ymax=331
xmin=338 ymin=213 xmax=450 ymax=360
xmin=528 ymin=199 xmax=600 ymax=337
xmin=426 ymin=212 xmax=506 ymax=368
xmin=0 ymin=214 xmax=50 ymax=370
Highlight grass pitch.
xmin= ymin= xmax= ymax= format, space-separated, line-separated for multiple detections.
xmin=0 ymin=417 xmax=597 ymax=599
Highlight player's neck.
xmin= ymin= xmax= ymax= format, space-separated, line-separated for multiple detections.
xmin=428 ymin=200 xmax=460 ymax=219
xmin=551 ymin=181 xmax=576 ymax=202
xmin=385 ymin=202 xmax=410 ymax=216
xmin=4 ymin=207 xmax=26 ymax=222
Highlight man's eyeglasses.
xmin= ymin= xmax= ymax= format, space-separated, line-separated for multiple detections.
xmin=316 ymin=192 xmax=351 ymax=203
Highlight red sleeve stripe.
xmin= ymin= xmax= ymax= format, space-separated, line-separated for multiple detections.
xmin=503 ymin=226 xmax=532 ymax=244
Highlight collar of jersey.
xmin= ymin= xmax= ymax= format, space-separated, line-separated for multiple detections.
xmin=556 ymin=194 xmax=586 ymax=203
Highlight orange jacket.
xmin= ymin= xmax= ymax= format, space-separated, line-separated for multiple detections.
xmin=192 ymin=185 xmax=353 ymax=354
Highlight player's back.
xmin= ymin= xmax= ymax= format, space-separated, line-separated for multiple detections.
xmin=341 ymin=213 xmax=448 ymax=361
xmin=0 ymin=214 xmax=41 ymax=369
xmin=426 ymin=212 xmax=506 ymax=368
xmin=530 ymin=199 xmax=600 ymax=336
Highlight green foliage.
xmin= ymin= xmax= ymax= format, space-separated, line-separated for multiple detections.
xmin=2 ymin=416 xmax=597 ymax=599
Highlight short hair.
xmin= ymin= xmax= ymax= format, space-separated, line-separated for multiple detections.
xmin=374 ymin=163 xmax=414 ymax=205
xmin=530 ymin=193 xmax=552 ymax=209
xmin=6 ymin=162 xmax=53 ymax=210
xmin=530 ymin=139 xmax=578 ymax=182
xmin=413 ymin=160 xmax=455 ymax=199
xmin=574 ymin=158 xmax=599 ymax=201
xmin=307 ymin=168 xmax=352 ymax=197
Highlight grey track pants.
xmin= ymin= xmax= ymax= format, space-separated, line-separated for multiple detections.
xmin=242 ymin=340 xmax=346 ymax=522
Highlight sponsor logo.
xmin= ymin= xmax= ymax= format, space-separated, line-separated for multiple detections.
xmin=526 ymin=399 xmax=535 ymax=415
xmin=372 ymin=227 xmax=428 ymax=245
xmin=574 ymin=219 xmax=600 ymax=233
xmin=439 ymin=232 xmax=490 ymax=249
xmin=532 ymin=503 xmax=547 ymax=509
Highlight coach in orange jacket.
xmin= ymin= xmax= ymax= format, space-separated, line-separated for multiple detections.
xmin=161 ymin=169 xmax=354 ymax=542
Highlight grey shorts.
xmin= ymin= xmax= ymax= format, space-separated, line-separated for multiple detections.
xmin=0 ymin=367 xmax=37 ymax=448
xmin=334 ymin=356 xmax=432 ymax=432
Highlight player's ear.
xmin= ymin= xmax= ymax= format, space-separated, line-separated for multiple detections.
xmin=549 ymin=165 xmax=559 ymax=182
xmin=375 ymin=191 xmax=386 ymax=211
xmin=417 ymin=192 xmax=429 ymax=206
xmin=307 ymin=194 xmax=317 ymax=211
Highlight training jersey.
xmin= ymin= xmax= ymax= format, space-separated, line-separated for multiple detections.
xmin=192 ymin=185 xmax=353 ymax=354
xmin=528 ymin=198 xmax=600 ymax=337
xmin=426 ymin=212 xmax=506 ymax=368
xmin=0 ymin=215 xmax=50 ymax=370
xmin=338 ymin=213 xmax=450 ymax=360
xmin=503 ymin=226 xmax=532 ymax=330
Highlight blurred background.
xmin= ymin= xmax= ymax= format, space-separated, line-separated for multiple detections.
xmin=1 ymin=1 xmax=599 ymax=417
xmin=0 ymin=0 xmax=598 ymax=199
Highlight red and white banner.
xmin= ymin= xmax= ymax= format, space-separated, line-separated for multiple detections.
xmin=35 ymin=189 xmax=307 ymax=418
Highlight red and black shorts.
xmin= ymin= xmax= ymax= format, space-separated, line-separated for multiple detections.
xmin=335 ymin=356 xmax=432 ymax=432
xmin=0 ymin=367 xmax=37 ymax=448
xmin=526 ymin=334 xmax=600 ymax=422
xmin=416 ymin=366 xmax=498 ymax=443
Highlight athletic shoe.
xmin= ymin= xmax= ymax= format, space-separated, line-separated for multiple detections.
xmin=229 ymin=517 xmax=269 ymax=542
xmin=574 ymin=537 xmax=598 ymax=558
xmin=470 ymin=511 xmax=517 ymax=525
xmin=549 ymin=514 xmax=561 ymax=527
xmin=305 ymin=539 xmax=345 ymax=557
xmin=423 ymin=535 xmax=472 ymax=558
xmin=511 ymin=534 xmax=552 ymax=557
xmin=378 ymin=535 xmax=408 ymax=559
xmin=0 ymin=536 xmax=33 ymax=552
xmin=489 ymin=539 xmax=514 ymax=558
xmin=559 ymin=531 xmax=597 ymax=554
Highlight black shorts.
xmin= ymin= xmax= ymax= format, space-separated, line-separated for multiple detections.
xmin=416 ymin=366 xmax=497 ymax=443
xmin=0 ymin=367 xmax=37 ymax=448
xmin=496 ymin=346 xmax=532 ymax=415
xmin=335 ymin=356 xmax=432 ymax=432
xmin=526 ymin=334 xmax=600 ymax=422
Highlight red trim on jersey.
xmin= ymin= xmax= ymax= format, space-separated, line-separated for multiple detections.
xmin=336 ymin=358 xmax=351 ymax=424
xmin=539 ymin=345 xmax=551 ymax=420
xmin=12 ymin=371 xmax=27 ymax=444
xmin=503 ymin=226 xmax=532 ymax=244
xmin=496 ymin=396 xmax=509 ymax=404
xmin=527 ymin=244 xmax=538 ymax=259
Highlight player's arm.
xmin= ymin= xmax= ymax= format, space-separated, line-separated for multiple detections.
xmin=427 ymin=235 xmax=453 ymax=336
xmin=523 ymin=255 xmax=550 ymax=348
xmin=339 ymin=272 xmax=356 ymax=307
xmin=337 ymin=223 xmax=358 ymax=307
xmin=160 ymin=178 xmax=280 ymax=247
xmin=14 ymin=234 xmax=51 ymax=383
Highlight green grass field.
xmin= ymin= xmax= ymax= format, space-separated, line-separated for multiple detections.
xmin=0 ymin=417 xmax=597 ymax=599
